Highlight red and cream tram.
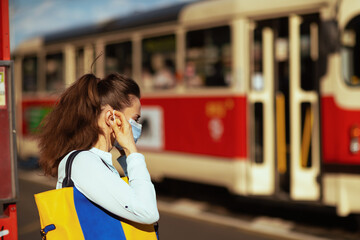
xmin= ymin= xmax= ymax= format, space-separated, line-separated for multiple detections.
xmin=13 ymin=0 xmax=360 ymax=217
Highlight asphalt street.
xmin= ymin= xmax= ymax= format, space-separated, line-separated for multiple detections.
xmin=15 ymin=169 xmax=360 ymax=240
xmin=16 ymin=174 xmax=276 ymax=240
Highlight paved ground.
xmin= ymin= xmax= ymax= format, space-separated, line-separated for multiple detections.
xmin=16 ymin=177 xmax=275 ymax=240
xmin=17 ymin=169 xmax=360 ymax=240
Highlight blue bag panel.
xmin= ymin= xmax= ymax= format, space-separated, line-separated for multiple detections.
xmin=73 ymin=187 xmax=127 ymax=240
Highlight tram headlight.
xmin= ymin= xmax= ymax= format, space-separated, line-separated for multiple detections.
xmin=350 ymin=125 xmax=360 ymax=154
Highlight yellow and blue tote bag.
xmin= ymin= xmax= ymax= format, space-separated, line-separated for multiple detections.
xmin=34 ymin=150 xmax=159 ymax=240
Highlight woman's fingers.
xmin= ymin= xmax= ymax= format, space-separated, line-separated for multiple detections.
xmin=113 ymin=111 xmax=127 ymax=126
xmin=110 ymin=118 xmax=120 ymax=134
xmin=111 ymin=110 xmax=137 ymax=156
xmin=112 ymin=110 xmax=134 ymax=138
xmin=116 ymin=111 xmax=129 ymax=127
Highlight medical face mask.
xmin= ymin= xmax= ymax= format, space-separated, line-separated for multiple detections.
xmin=128 ymin=118 xmax=142 ymax=143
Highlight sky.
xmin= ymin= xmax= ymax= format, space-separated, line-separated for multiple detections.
xmin=9 ymin=0 xmax=194 ymax=51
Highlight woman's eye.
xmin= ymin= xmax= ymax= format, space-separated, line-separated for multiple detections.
xmin=132 ymin=116 xmax=140 ymax=123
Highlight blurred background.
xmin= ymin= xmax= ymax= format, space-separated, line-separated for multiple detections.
xmin=1 ymin=0 xmax=360 ymax=239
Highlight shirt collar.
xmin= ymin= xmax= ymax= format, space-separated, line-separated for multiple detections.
xmin=89 ymin=147 xmax=113 ymax=166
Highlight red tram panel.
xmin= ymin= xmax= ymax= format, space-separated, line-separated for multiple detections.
xmin=21 ymin=97 xmax=58 ymax=136
xmin=321 ymin=96 xmax=360 ymax=165
xmin=141 ymin=96 xmax=247 ymax=158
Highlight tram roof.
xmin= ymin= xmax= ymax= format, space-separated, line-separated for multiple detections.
xmin=44 ymin=2 xmax=192 ymax=44
xmin=22 ymin=0 xmax=335 ymax=49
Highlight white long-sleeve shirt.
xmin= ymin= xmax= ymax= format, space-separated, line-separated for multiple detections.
xmin=56 ymin=147 xmax=159 ymax=224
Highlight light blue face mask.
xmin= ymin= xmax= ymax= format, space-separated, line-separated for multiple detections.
xmin=114 ymin=118 xmax=142 ymax=149
xmin=128 ymin=118 xmax=142 ymax=143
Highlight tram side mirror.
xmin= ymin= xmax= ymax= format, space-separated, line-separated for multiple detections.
xmin=318 ymin=20 xmax=340 ymax=78
xmin=320 ymin=20 xmax=340 ymax=53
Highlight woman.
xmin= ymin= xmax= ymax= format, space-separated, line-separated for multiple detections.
xmin=37 ymin=73 xmax=159 ymax=225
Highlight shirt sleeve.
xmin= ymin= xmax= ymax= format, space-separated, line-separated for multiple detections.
xmin=70 ymin=151 xmax=159 ymax=224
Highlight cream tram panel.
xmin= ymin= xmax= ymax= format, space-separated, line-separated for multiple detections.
xmin=289 ymin=15 xmax=321 ymax=201
xmin=327 ymin=0 xmax=360 ymax=109
xmin=247 ymin=27 xmax=275 ymax=195
xmin=180 ymin=0 xmax=334 ymax=25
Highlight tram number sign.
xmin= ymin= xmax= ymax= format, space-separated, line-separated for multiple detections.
xmin=0 ymin=66 xmax=5 ymax=107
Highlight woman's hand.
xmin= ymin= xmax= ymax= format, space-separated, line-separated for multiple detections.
xmin=110 ymin=110 xmax=137 ymax=156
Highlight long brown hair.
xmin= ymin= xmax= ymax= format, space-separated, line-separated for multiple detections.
xmin=37 ymin=73 xmax=140 ymax=176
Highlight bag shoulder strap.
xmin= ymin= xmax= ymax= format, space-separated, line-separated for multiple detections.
xmin=62 ymin=150 xmax=83 ymax=188
xmin=62 ymin=150 xmax=112 ymax=188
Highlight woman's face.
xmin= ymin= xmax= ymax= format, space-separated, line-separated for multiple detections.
xmin=108 ymin=97 xmax=141 ymax=149
xmin=96 ymin=96 xmax=142 ymax=151
xmin=123 ymin=96 xmax=141 ymax=122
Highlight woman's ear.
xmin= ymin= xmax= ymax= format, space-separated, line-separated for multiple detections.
xmin=105 ymin=110 xmax=113 ymax=127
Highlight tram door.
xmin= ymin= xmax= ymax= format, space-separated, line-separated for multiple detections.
xmin=248 ymin=14 xmax=321 ymax=201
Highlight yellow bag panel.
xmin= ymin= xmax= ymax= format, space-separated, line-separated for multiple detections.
xmin=121 ymin=220 xmax=158 ymax=240
xmin=121 ymin=176 xmax=129 ymax=184
xmin=34 ymin=177 xmax=157 ymax=240
xmin=34 ymin=187 xmax=85 ymax=240
xmin=120 ymin=177 xmax=158 ymax=239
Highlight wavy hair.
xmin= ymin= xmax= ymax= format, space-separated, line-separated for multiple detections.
xmin=37 ymin=73 xmax=140 ymax=176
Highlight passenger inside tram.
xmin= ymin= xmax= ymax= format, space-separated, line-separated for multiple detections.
xmin=151 ymin=54 xmax=176 ymax=89
xmin=184 ymin=61 xmax=202 ymax=87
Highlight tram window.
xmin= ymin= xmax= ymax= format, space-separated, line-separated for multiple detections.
xmin=342 ymin=15 xmax=360 ymax=87
xmin=300 ymin=14 xmax=319 ymax=91
xmin=105 ymin=41 xmax=132 ymax=77
xmin=186 ymin=26 xmax=231 ymax=88
xmin=300 ymin=102 xmax=313 ymax=168
xmin=251 ymin=27 xmax=264 ymax=91
xmin=254 ymin=102 xmax=264 ymax=164
xmin=142 ymin=35 xmax=176 ymax=90
xmin=45 ymin=53 xmax=64 ymax=91
xmin=22 ymin=56 xmax=38 ymax=92
xmin=76 ymin=48 xmax=84 ymax=79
